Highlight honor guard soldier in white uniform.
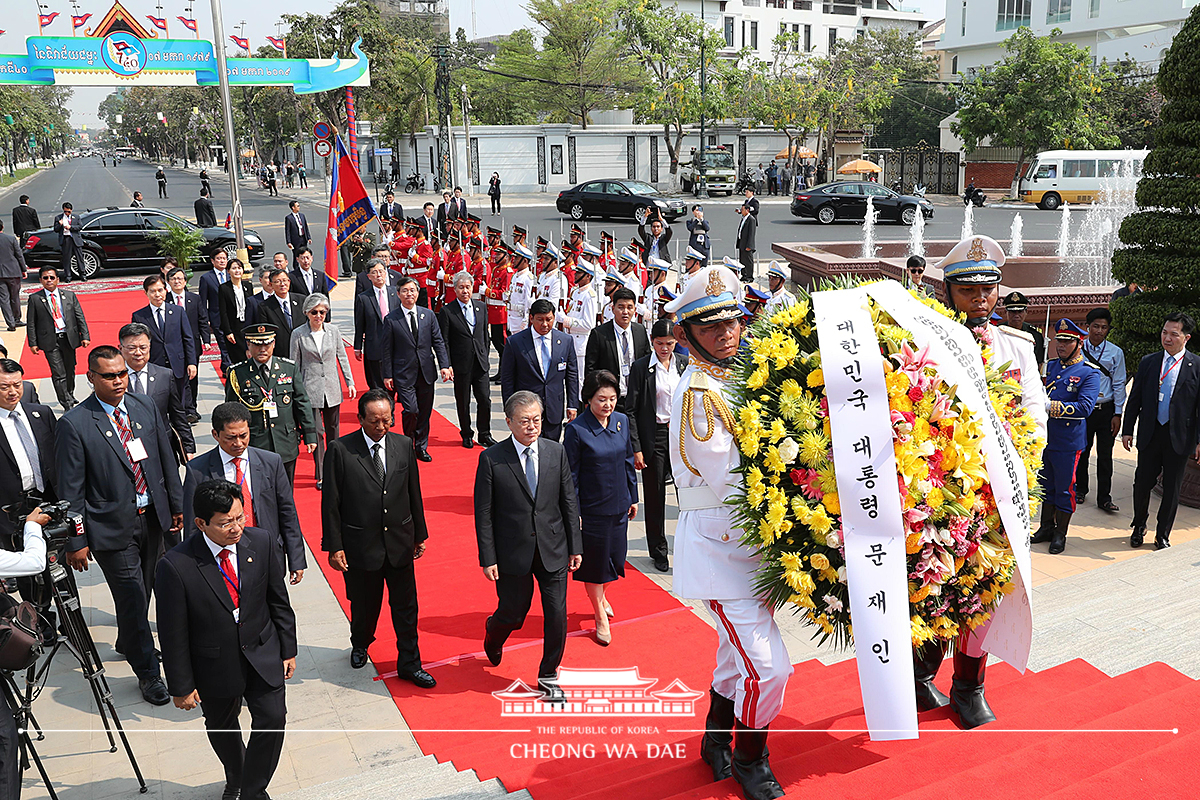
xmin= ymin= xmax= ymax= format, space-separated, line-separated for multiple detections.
xmin=677 ymin=246 xmax=706 ymax=295
xmin=763 ymin=262 xmax=796 ymax=315
xmin=557 ymin=259 xmax=598 ymax=394
xmin=647 ymin=256 xmax=672 ymax=306
xmin=618 ymin=249 xmax=649 ymax=322
xmin=506 ymin=242 xmax=536 ymax=336
xmin=600 ymin=268 xmax=625 ymax=324
xmin=664 ymin=266 xmax=792 ymax=800
xmin=535 ymin=242 xmax=568 ymax=309
xmin=913 ymin=235 xmax=1047 ymax=729
xmin=580 ymin=241 xmax=606 ymax=313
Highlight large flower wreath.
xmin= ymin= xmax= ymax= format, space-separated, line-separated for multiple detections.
xmin=729 ymin=281 xmax=1045 ymax=649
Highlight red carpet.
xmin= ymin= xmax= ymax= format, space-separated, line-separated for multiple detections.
xmin=287 ymin=345 xmax=1200 ymax=800
xmin=15 ymin=284 xmax=149 ymax=380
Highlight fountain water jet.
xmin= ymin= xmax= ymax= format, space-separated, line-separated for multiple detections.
xmin=960 ymin=202 xmax=974 ymax=241
xmin=908 ymin=201 xmax=925 ymax=258
xmin=861 ymin=195 xmax=878 ymax=259
xmin=1010 ymin=213 xmax=1024 ymax=258
xmin=1057 ymin=203 xmax=1072 ymax=259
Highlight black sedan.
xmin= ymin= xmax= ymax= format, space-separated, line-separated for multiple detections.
xmin=790 ymin=181 xmax=934 ymax=225
xmin=22 ymin=207 xmax=266 ymax=279
xmin=556 ymin=179 xmax=688 ymax=224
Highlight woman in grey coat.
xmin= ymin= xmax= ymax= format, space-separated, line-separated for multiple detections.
xmin=290 ymin=292 xmax=356 ymax=488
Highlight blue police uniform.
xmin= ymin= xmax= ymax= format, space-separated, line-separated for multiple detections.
xmin=1034 ymin=319 xmax=1100 ymax=554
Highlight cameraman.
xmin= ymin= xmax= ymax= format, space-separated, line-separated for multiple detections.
xmin=0 ymin=507 xmax=49 ymax=800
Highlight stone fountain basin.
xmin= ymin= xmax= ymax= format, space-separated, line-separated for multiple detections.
xmin=771 ymin=240 xmax=1116 ymax=325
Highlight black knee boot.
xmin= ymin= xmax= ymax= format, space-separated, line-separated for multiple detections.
xmin=950 ymin=650 xmax=996 ymax=729
xmin=1050 ymin=509 xmax=1072 ymax=555
xmin=731 ymin=720 xmax=784 ymax=800
xmin=914 ymin=639 xmax=950 ymax=710
xmin=700 ymin=688 xmax=735 ymax=781
xmin=1030 ymin=501 xmax=1056 ymax=544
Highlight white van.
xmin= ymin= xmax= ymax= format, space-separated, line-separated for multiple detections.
xmin=1018 ymin=149 xmax=1148 ymax=210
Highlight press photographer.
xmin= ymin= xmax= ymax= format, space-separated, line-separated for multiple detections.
xmin=0 ymin=506 xmax=50 ymax=800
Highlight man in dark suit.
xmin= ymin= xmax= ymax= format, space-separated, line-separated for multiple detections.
xmin=354 ymin=261 xmax=401 ymax=396
xmin=57 ymin=345 xmax=183 ymax=706
xmin=198 ymin=250 xmax=232 ymax=375
xmin=419 ymin=202 xmax=438 ymax=242
xmin=1122 ymin=311 xmax=1200 ymax=550
xmin=625 ymin=319 xmax=687 ymax=572
xmin=475 ymin=391 xmax=581 ymax=702
xmin=355 ymin=251 xmax=399 ymax=297
xmin=52 ymin=202 xmax=84 ymax=282
xmin=0 ymin=358 xmax=57 ymax=540
xmin=156 ymin=479 xmax=296 ymax=800
xmin=0 ymin=344 xmax=38 ymax=405
xmin=183 ymin=402 xmax=306 ymax=583
xmin=254 ymin=269 xmax=306 ymax=356
xmin=194 ymin=187 xmax=217 ymax=228
xmin=165 ymin=266 xmax=208 ymax=421
xmin=0 ymin=219 xmax=26 ymax=332
xmin=288 ymin=246 xmax=334 ymax=305
xmin=284 ymin=201 xmax=310 ymax=267
xmin=381 ymin=276 xmax=451 ymax=462
xmin=322 ymin=390 xmax=435 ymax=687
xmin=439 ymin=271 xmax=494 ymax=448
xmin=11 ymin=195 xmax=39 ymax=243
xmin=451 ymin=187 xmax=467 ymax=222
xmin=26 ymin=266 xmax=90 ymax=410
xmin=130 ymin=191 xmax=146 ymax=208
xmin=119 ymin=323 xmax=195 ymax=470
xmin=735 ymin=203 xmax=757 ymax=282
xmin=436 ymin=191 xmax=454 ymax=237
xmin=379 ymin=191 xmax=403 ymax=226
xmin=131 ymin=274 xmax=197 ymax=407
xmin=501 ymin=299 xmax=579 ymax=442
xmin=585 ymin=288 xmax=650 ymax=416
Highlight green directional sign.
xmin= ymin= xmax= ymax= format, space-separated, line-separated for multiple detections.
xmin=28 ymin=136 xmax=36 ymax=149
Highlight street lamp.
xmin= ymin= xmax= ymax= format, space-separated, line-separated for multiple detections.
xmin=698 ymin=0 xmax=708 ymax=199
xmin=209 ymin=0 xmax=247 ymax=261
xmin=461 ymin=85 xmax=473 ymax=196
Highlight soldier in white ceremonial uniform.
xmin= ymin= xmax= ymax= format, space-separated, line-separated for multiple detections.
xmin=505 ymin=243 xmax=536 ymax=336
xmin=535 ymin=242 xmax=568 ymax=310
xmin=676 ymin=247 xmax=706 ymax=296
xmin=664 ymin=266 xmax=791 ymax=800
xmin=763 ymin=262 xmax=796 ymax=315
xmin=557 ymin=259 xmax=598 ymax=395
xmin=911 ymin=235 xmax=1048 ymax=730
xmin=616 ymin=250 xmax=649 ymax=323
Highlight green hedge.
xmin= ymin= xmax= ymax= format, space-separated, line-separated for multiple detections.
xmin=1153 ymin=121 xmax=1200 ymax=149
xmin=1134 ymin=177 xmax=1200 ymax=214
xmin=1110 ymin=291 xmax=1200 ymax=368
xmin=1143 ymin=147 xmax=1200 ymax=177
xmin=1118 ymin=210 xmax=1200 ymax=254
xmin=1110 ymin=249 xmax=1200 ymax=287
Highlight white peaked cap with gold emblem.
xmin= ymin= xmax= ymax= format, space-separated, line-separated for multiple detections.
xmin=663 ymin=265 xmax=743 ymax=324
xmin=935 ymin=235 xmax=1005 ymax=285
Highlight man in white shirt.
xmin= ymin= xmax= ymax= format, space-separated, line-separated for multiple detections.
xmin=763 ymin=261 xmax=797 ymax=315
xmin=26 ymin=266 xmax=90 ymax=410
xmin=557 ymin=260 xmax=598 ymax=397
xmin=0 ymin=358 xmax=58 ymax=550
xmin=506 ymin=243 xmax=536 ymax=335
xmin=584 ymin=287 xmax=650 ymax=415
xmin=535 ymin=243 xmax=567 ymax=309
xmin=288 ymin=247 xmax=330 ymax=310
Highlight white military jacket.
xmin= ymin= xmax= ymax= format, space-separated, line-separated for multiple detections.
xmin=557 ymin=285 xmax=597 ymax=357
xmin=669 ymin=360 xmax=762 ymax=600
xmin=506 ymin=269 xmax=535 ymax=334
xmin=990 ymin=325 xmax=1049 ymax=440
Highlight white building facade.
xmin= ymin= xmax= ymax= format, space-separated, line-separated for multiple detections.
xmin=669 ymin=0 xmax=927 ymax=62
xmin=940 ymin=0 xmax=1197 ymax=75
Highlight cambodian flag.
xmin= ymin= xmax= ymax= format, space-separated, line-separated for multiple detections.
xmin=38 ymin=12 xmax=60 ymax=28
xmin=230 ymin=35 xmax=249 ymax=51
xmin=224 ymin=213 xmax=232 ymax=229
xmin=71 ymin=13 xmax=91 ymax=29
xmin=266 ymin=36 xmax=286 ymax=53
xmin=324 ymin=134 xmax=377 ymax=288
xmin=177 ymin=16 xmax=198 ymax=32
xmin=146 ymin=15 xmax=168 ymax=32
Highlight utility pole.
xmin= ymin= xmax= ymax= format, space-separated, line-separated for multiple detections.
xmin=210 ymin=0 xmax=247 ymax=261
xmin=698 ymin=0 xmax=708 ymax=199
xmin=432 ymin=44 xmax=453 ymax=193
xmin=461 ymin=85 xmax=473 ymax=196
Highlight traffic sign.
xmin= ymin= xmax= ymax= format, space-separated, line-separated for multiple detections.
xmin=314 ymin=139 xmax=332 ymax=158
xmin=374 ymin=147 xmax=392 ymax=157
xmin=27 ymin=136 xmax=36 ymax=149
xmin=312 ymin=121 xmax=332 ymax=140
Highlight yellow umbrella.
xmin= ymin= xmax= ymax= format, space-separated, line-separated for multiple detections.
xmin=775 ymin=144 xmax=817 ymax=160
xmin=838 ymin=158 xmax=881 ymax=174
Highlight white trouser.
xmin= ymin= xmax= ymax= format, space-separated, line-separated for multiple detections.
xmin=706 ymin=599 xmax=793 ymax=729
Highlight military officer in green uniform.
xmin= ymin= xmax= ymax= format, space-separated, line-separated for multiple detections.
xmin=225 ymin=322 xmax=317 ymax=486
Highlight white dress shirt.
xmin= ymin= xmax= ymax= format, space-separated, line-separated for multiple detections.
xmin=0 ymin=521 xmax=48 ymax=577
xmin=128 ymin=366 xmax=150 ymax=396
xmin=204 ymin=534 xmax=238 ymax=582
xmin=97 ymin=397 xmax=149 ymax=508
xmin=460 ymin=299 xmax=476 ymax=328
xmin=220 ymin=448 xmax=254 ymax=504
xmin=533 ymin=331 xmax=553 ymax=375
xmin=45 ymin=289 xmax=66 ymax=332
xmin=0 ymin=405 xmax=37 ymax=492
xmin=614 ymin=322 xmax=633 ymax=396
xmin=299 ymin=268 xmax=316 ymax=293
xmin=654 ymin=357 xmax=681 ymax=424
xmin=520 ymin=439 xmax=538 ymax=484
xmin=363 ymin=430 xmax=386 ymax=471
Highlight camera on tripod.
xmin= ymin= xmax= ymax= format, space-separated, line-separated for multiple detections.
xmin=27 ymin=501 xmax=81 ymax=556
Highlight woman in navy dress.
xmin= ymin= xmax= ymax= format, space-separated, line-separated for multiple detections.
xmin=564 ymin=369 xmax=638 ymax=646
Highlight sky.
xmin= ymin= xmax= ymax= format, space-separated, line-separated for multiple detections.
xmin=0 ymin=0 xmax=943 ymax=129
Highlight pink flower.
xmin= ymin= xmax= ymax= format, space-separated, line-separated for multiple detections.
xmin=894 ymin=340 xmax=936 ymax=389
xmin=908 ymin=386 xmax=925 ymax=402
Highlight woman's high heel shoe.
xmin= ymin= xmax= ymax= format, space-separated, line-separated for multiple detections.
xmin=594 ymin=615 xmax=612 ymax=646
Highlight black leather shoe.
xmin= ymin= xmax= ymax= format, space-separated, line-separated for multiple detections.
xmin=1048 ymin=510 xmax=1071 ymax=555
xmin=1155 ymin=536 xmax=1171 ymax=550
xmin=539 ymin=681 xmax=566 ymax=704
xmin=1076 ymin=493 xmax=1087 ymax=506
xmin=913 ymin=640 xmax=950 ymax=710
xmin=1130 ymin=527 xmax=1145 ymax=548
xmin=731 ymin=721 xmax=784 ymax=800
xmin=350 ymin=647 xmax=369 ymax=669
xmin=479 ymin=435 xmax=498 ymax=447
xmin=139 ymin=676 xmax=170 ymax=706
xmin=221 ymin=786 xmax=241 ymax=800
xmin=652 ymin=558 xmax=670 ymax=573
xmin=398 ymin=668 xmax=437 ymax=688
xmin=950 ymin=652 xmax=996 ymax=729
xmin=462 ymin=435 xmax=475 ymax=449
xmin=483 ymin=616 xmax=504 ymax=666
xmin=1099 ymin=500 xmax=1119 ymax=513
xmin=415 ymin=450 xmax=433 ymax=462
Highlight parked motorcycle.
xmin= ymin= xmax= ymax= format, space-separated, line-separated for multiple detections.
xmin=404 ymin=171 xmax=426 ymax=194
xmin=911 ymin=183 xmax=927 ymax=199
xmin=963 ymin=185 xmax=987 ymax=207
xmin=734 ymin=172 xmax=756 ymax=194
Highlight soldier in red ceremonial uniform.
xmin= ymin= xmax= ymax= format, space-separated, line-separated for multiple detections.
xmin=512 ymin=224 xmax=528 ymax=252
xmin=410 ymin=225 xmax=436 ymax=309
xmin=439 ymin=234 xmax=470 ymax=308
xmin=560 ymin=239 xmax=578 ymax=286
xmin=483 ymin=243 xmax=512 ymax=381
xmin=391 ymin=220 xmax=416 ymax=277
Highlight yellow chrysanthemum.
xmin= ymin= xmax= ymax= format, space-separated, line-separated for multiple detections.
xmin=821 ymin=492 xmax=841 ymax=515
xmin=768 ymin=418 xmax=788 ymax=444
xmin=885 ymin=370 xmax=910 ymax=398
xmin=806 ymin=369 xmax=824 ymax=388
xmin=779 ymin=379 xmax=805 ymax=421
xmin=810 ymin=552 xmax=830 ymax=571
xmin=747 ymin=366 xmax=769 ymax=389
xmin=764 ymin=447 xmax=787 ymax=474
xmin=779 ymin=552 xmax=802 ymax=571
xmin=798 ymin=430 xmax=829 ymax=467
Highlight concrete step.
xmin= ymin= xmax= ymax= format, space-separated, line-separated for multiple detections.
xmin=276 ymin=752 xmax=531 ymax=800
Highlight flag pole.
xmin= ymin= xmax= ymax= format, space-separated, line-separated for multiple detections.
xmin=208 ymin=0 xmax=245 ymax=260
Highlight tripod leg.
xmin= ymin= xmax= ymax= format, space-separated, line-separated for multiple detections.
xmin=18 ymin=729 xmax=58 ymax=800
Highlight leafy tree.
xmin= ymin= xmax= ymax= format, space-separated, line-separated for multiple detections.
xmin=1090 ymin=58 xmax=1163 ymax=150
xmin=462 ymin=29 xmax=542 ymax=126
xmin=1111 ymin=6 xmax=1200 ymax=366
xmin=738 ymin=33 xmax=823 ymax=176
xmin=951 ymin=27 xmax=1115 ymax=193
xmin=615 ymin=0 xmax=731 ymax=184
xmin=871 ymin=82 xmax=955 ymax=149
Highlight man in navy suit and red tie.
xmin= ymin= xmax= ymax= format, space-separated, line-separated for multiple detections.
xmin=284 ymin=201 xmax=311 ymax=268
xmin=131 ymin=274 xmax=197 ymax=411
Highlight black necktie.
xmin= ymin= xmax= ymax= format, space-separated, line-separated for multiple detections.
xmin=373 ymin=442 xmax=385 ymax=483
xmin=281 ymin=297 xmax=292 ymax=327
xmin=409 ymin=311 xmax=418 ymax=339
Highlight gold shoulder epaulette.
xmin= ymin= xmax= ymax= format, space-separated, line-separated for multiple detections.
xmin=690 ymin=370 xmax=712 ymax=392
xmin=999 ymin=326 xmax=1035 ymax=344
